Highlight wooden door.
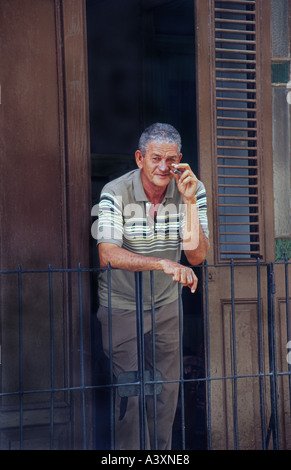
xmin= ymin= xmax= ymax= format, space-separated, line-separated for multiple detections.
xmin=0 ymin=0 xmax=91 ymax=449
xmin=195 ymin=0 xmax=290 ymax=449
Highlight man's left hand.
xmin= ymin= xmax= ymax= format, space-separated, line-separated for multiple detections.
xmin=171 ymin=164 xmax=198 ymax=203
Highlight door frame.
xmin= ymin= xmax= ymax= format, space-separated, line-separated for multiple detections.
xmin=58 ymin=0 xmax=92 ymax=449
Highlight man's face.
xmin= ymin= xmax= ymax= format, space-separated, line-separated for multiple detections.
xmin=135 ymin=141 xmax=182 ymax=189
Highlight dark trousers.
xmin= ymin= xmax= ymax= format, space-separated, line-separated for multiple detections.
xmin=97 ymin=300 xmax=181 ymax=450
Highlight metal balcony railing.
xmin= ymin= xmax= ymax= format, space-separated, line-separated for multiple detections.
xmin=0 ymin=260 xmax=290 ymax=450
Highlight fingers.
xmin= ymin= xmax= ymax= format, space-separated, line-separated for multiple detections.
xmin=171 ymin=164 xmax=198 ymax=195
xmin=180 ymin=172 xmax=196 ymax=188
xmin=160 ymin=260 xmax=198 ymax=294
xmin=171 ymin=163 xmax=196 ymax=179
xmin=172 ymin=266 xmax=198 ymax=293
xmin=180 ymin=169 xmax=198 ymax=187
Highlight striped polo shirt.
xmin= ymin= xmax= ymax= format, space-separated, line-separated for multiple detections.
xmin=96 ymin=169 xmax=209 ymax=309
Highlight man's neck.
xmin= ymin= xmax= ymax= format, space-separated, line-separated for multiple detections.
xmin=145 ymin=190 xmax=165 ymax=205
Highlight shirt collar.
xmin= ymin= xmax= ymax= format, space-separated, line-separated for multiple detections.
xmin=133 ymin=169 xmax=176 ymax=203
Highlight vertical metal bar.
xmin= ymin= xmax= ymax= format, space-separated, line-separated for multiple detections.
xmin=267 ymin=263 xmax=280 ymax=449
xmin=135 ymin=271 xmax=146 ymax=449
xmin=48 ymin=265 xmax=55 ymax=450
xmin=230 ymin=259 xmax=239 ymax=449
xmin=107 ymin=263 xmax=115 ymax=450
xmin=204 ymin=260 xmax=212 ymax=449
xmin=17 ymin=265 xmax=24 ymax=450
xmin=256 ymin=258 xmax=266 ymax=449
xmin=178 ymin=282 xmax=185 ymax=450
xmin=78 ymin=263 xmax=86 ymax=449
xmin=284 ymin=257 xmax=291 ymax=419
xmin=150 ymin=270 xmax=158 ymax=450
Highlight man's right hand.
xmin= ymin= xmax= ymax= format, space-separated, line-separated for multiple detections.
xmin=160 ymin=259 xmax=198 ymax=293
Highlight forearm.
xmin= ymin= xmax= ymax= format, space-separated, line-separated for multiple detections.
xmin=98 ymin=242 xmax=199 ymax=293
xmin=182 ymin=199 xmax=199 ymax=252
xmin=98 ymin=242 xmax=164 ymax=272
xmin=184 ymin=223 xmax=210 ymax=265
xmin=182 ymin=197 xmax=209 ymax=265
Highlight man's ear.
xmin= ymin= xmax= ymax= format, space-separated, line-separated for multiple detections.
xmin=135 ymin=150 xmax=143 ymax=169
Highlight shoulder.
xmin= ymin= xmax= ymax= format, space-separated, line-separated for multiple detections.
xmin=196 ymin=179 xmax=206 ymax=194
xmin=100 ymin=169 xmax=139 ymax=198
xmin=195 ymin=180 xmax=207 ymax=200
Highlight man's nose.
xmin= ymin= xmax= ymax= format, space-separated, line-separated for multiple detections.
xmin=159 ymin=160 xmax=169 ymax=171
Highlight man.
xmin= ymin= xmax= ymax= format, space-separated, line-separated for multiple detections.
xmin=96 ymin=123 xmax=209 ymax=450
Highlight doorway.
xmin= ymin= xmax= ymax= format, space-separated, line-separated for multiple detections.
xmin=86 ymin=0 xmax=206 ymax=449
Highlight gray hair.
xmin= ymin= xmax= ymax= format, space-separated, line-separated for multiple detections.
xmin=138 ymin=123 xmax=182 ymax=155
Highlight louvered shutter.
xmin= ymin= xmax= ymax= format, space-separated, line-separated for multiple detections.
xmin=213 ymin=0 xmax=262 ymax=259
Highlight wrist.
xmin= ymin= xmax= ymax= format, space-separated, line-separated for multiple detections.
xmin=183 ymin=196 xmax=197 ymax=205
xmin=156 ymin=258 xmax=166 ymax=271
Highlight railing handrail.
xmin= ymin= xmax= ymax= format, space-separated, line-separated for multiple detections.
xmin=0 ymin=259 xmax=290 ymax=450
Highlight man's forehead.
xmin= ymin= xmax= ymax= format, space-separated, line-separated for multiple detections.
xmin=146 ymin=140 xmax=179 ymax=154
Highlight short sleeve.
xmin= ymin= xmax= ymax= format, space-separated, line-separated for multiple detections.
xmin=196 ymin=181 xmax=209 ymax=239
xmin=96 ymin=190 xmax=124 ymax=246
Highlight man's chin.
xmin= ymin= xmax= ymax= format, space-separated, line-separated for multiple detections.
xmin=154 ymin=175 xmax=172 ymax=185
